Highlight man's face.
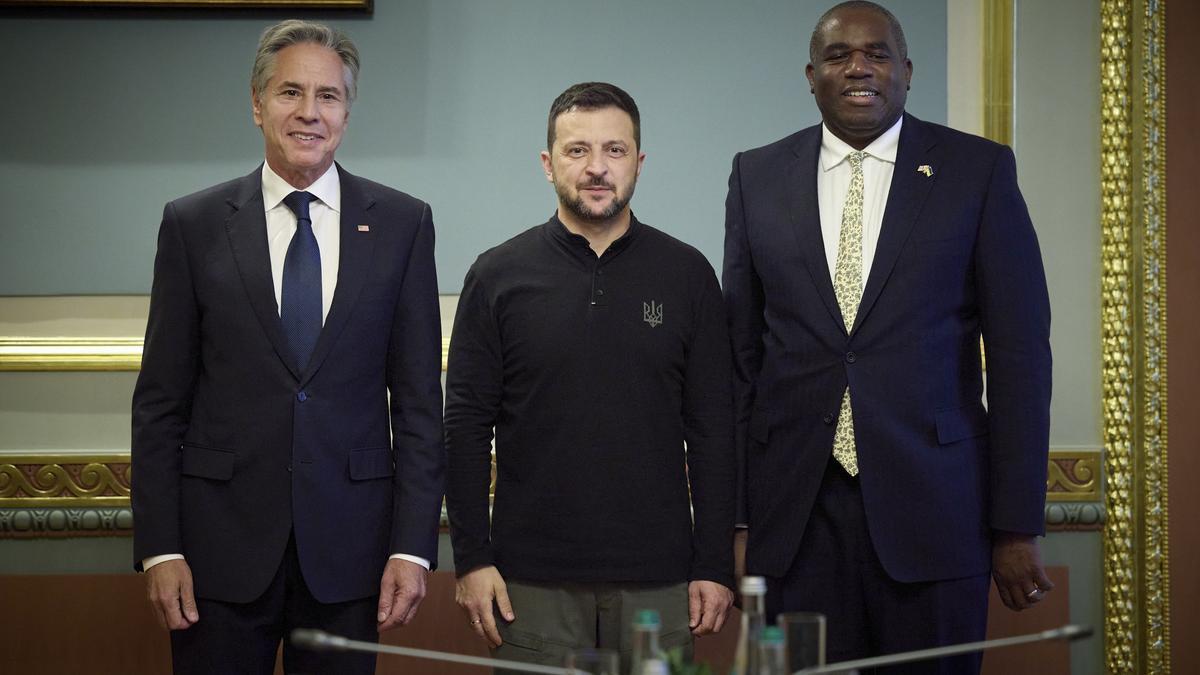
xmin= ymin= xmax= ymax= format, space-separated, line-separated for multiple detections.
xmin=806 ymin=6 xmax=912 ymax=149
xmin=540 ymin=106 xmax=645 ymax=226
xmin=253 ymin=42 xmax=350 ymax=188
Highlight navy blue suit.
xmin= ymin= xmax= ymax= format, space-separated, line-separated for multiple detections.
xmin=132 ymin=165 xmax=445 ymax=607
xmin=723 ymin=115 xmax=1050 ymax=664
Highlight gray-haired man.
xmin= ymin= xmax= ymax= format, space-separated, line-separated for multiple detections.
xmin=133 ymin=19 xmax=445 ymax=674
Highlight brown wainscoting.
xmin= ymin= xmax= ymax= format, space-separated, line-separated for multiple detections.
xmin=0 ymin=568 xmax=1070 ymax=674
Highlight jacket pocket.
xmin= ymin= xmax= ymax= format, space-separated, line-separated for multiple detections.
xmin=934 ymin=403 xmax=988 ymax=445
xmin=180 ymin=444 xmax=235 ymax=480
xmin=348 ymin=446 xmax=394 ymax=480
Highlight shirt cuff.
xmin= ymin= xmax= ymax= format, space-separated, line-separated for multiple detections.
xmin=389 ymin=553 xmax=431 ymax=570
xmin=142 ymin=554 xmax=185 ymax=571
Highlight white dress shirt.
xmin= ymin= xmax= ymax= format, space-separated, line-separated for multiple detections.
xmin=143 ymin=163 xmax=429 ymax=573
xmin=817 ymin=117 xmax=902 ymax=287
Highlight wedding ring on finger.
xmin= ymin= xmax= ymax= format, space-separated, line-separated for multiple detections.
xmin=470 ymin=618 xmax=482 ymax=625
xmin=1026 ymin=588 xmax=1044 ymax=600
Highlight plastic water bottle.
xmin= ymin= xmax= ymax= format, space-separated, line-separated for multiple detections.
xmin=731 ymin=575 xmax=767 ymax=675
xmin=630 ymin=608 xmax=662 ymax=673
xmin=757 ymin=625 xmax=788 ymax=675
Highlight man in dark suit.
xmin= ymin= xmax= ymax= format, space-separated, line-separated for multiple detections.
xmin=131 ymin=20 xmax=445 ymax=674
xmin=723 ymin=2 xmax=1054 ymax=670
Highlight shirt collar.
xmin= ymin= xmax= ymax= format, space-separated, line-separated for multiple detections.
xmin=819 ymin=116 xmax=903 ymax=173
xmin=261 ymin=162 xmax=342 ymax=214
xmin=545 ymin=211 xmax=642 ymax=260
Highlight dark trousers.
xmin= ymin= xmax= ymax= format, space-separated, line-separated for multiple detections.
xmin=764 ymin=457 xmax=989 ymax=675
xmin=170 ymin=534 xmax=378 ymax=675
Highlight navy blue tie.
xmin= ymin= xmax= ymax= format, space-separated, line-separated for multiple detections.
xmin=280 ymin=191 xmax=321 ymax=371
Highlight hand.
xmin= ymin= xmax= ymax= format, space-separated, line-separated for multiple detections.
xmin=991 ymin=531 xmax=1055 ymax=611
xmin=688 ymin=580 xmax=734 ymax=636
xmin=455 ymin=565 xmax=515 ymax=647
xmin=377 ymin=558 xmax=428 ymax=631
xmin=146 ymin=559 xmax=199 ymax=630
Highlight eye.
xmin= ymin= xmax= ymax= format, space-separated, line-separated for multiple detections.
xmin=281 ymin=88 xmax=301 ymax=97
xmin=608 ymin=146 xmax=628 ymax=157
xmin=868 ymin=51 xmax=890 ymax=61
xmin=566 ymin=146 xmax=587 ymax=157
xmin=825 ymin=51 xmax=848 ymax=62
xmin=320 ymin=92 xmax=341 ymax=102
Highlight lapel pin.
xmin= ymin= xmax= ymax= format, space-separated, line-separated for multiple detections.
xmin=357 ymin=224 xmax=370 ymax=232
xmin=917 ymin=164 xmax=933 ymax=177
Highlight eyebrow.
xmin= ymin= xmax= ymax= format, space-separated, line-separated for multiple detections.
xmin=822 ymin=41 xmax=893 ymax=53
xmin=277 ymin=80 xmax=344 ymax=95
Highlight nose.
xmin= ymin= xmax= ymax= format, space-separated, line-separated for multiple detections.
xmin=845 ymin=50 xmax=872 ymax=77
xmin=295 ymin=93 xmax=319 ymax=121
xmin=585 ymin=151 xmax=607 ymax=176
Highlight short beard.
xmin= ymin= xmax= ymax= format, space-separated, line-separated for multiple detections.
xmin=555 ymin=176 xmax=636 ymax=223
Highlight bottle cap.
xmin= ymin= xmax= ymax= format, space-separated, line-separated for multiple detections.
xmin=761 ymin=626 xmax=785 ymax=644
xmin=634 ymin=608 xmax=661 ymax=629
xmin=740 ymin=575 xmax=767 ymax=594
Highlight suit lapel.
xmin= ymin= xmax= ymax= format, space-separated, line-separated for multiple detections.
xmin=299 ymin=165 xmax=376 ymax=386
xmin=786 ymin=128 xmax=845 ymax=332
xmin=853 ymin=114 xmax=939 ymax=337
xmin=224 ymin=168 xmax=301 ymax=380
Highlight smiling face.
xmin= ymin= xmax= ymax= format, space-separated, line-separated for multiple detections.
xmin=806 ymin=5 xmax=912 ymax=149
xmin=252 ymin=42 xmax=350 ymax=188
xmin=540 ymin=106 xmax=645 ymax=230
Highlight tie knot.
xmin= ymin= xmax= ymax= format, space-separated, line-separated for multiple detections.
xmin=847 ymin=151 xmax=866 ymax=169
xmin=282 ymin=191 xmax=314 ymax=222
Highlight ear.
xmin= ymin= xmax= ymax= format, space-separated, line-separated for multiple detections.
xmin=805 ymin=63 xmax=816 ymax=93
xmin=635 ymin=150 xmax=646 ymax=178
xmin=540 ymin=150 xmax=554 ymax=182
xmin=904 ymin=59 xmax=913 ymax=88
xmin=251 ymin=87 xmax=263 ymax=128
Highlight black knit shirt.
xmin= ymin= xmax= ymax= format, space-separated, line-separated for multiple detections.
xmin=445 ymin=214 xmax=735 ymax=589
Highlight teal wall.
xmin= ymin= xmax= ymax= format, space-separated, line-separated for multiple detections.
xmin=0 ymin=0 xmax=948 ymax=295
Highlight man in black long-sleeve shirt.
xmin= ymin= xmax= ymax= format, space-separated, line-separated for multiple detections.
xmin=445 ymin=82 xmax=736 ymax=671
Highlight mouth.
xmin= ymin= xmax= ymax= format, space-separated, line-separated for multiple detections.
xmin=289 ymin=132 xmax=324 ymax=142
xmin=842 ymin=88 xmax=880 ymax=104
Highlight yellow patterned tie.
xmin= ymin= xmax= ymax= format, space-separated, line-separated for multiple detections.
xmin=832 ymin=151 xmax=865 ymax=476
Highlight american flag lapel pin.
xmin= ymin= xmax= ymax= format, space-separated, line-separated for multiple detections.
xmin=917 ymin=164 xmax=933 ymax=177
xmin=357 ymin=224 xmax=370 ymax=232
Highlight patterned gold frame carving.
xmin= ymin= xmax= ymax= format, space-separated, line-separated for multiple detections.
xmin=0 ymin=337 xmax=453 ymax=372
xmin=1047 ymin=450 xmax=1101 ymax=502
xmin=1101 ymin=0 xmax=1169 ymax=672
xmin=0 ymin=455 xmax=131 ymax=507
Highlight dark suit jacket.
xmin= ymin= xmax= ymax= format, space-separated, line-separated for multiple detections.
xmin=722 ymin=114 xmax=1051 ymax=583
xmin=132 ymin=165 xmax=445 ymax=604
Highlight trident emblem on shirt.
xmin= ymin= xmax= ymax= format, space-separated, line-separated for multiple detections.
xmin=643 ymin=301 xmax=663 ymax=327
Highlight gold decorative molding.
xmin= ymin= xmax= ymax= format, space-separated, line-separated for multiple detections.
xmin=0 ymin=337 xmax=143 ymax=371
xmin=981 ymin=0 xmax=1014 ymax=146
xmin=1047 ymin=450 xmax=1101 ymax=502
xmin=0 ymin=455 xmax=131 ymax=508
xmin=1101 ymin=0 xmax=1170 ymax=672
xmin=0 ymin=337 xmax=453 ymax=372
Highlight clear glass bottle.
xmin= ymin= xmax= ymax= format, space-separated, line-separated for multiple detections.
xmin=731 ymin=575 xmax=768 ymax=675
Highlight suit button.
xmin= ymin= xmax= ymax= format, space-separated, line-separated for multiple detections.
xmin=297 ymin=391 xmax=308 ymax=402
xmin=286 ymin=464 xmax=293 ymax=473
xmin=845 ymin=351 xmax=856 ymax=363
xmin=823 ymin=414 xmax=835 ymax=425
